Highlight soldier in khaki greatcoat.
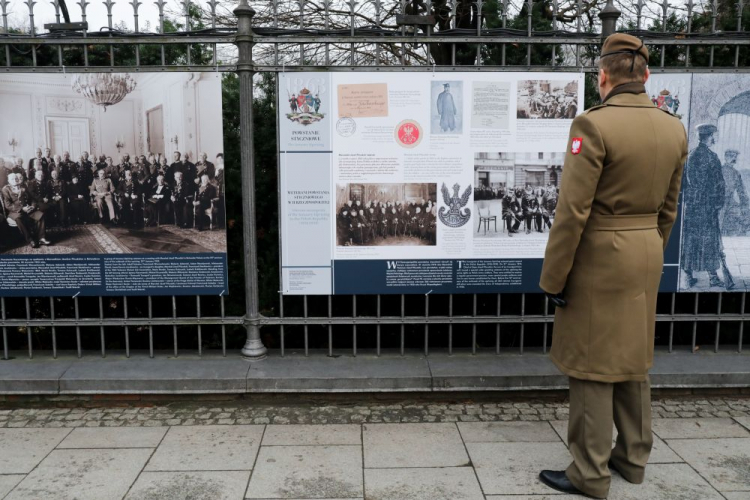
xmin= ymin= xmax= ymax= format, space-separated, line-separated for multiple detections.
xmin=538 ymin=34 xmax=687 ymax=499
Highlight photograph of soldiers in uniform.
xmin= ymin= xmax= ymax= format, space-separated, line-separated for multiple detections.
xmin=0 ymin=72 xmax=226 ymax=255
xmin=335 ymin=183 xmax=437 ymax=246
xmin=516 ymin=80 xmax=578 ymax=119
xmin=430 ymin=81 xmax=463 ymax=134
xmin=680 ymin=75 xmax=750 ymax=291
xmin=473 ymin=152 xmax=562 ymax=239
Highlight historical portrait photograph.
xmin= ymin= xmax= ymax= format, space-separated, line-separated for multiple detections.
xmin=473 ymin=152 xmax=563 ymax=239
xmin=335 ymin=183 xmax=437 ymax=246
xmin=0 ymin=72 xmax=227 ymax=256
xmin=516 ymin=79 xmax=579 ymax=119
xmin=679 ymin=74 xmax=750 ymax=291
xmin=430 ymin=80 xmax=463 ymax=134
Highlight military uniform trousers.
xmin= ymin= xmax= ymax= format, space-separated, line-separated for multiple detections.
xmin=566 ymin=376 xmax=652 ymax=499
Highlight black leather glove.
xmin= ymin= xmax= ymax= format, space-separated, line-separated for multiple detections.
xmin=545 ymin=292 xmax=567 ymax=308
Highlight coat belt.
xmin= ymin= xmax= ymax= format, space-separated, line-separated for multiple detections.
xmin=587 ymin=213 xmax=659 ymax=231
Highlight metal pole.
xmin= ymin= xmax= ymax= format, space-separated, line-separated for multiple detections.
xmin=598 ymin=0 xmax=620 ymax=39
xmin=235 ymin=0 xmax=267 ymax=361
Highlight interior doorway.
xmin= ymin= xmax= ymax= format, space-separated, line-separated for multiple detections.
xmin=146 ymin=105 xmax=165 ymax=159
xmin=46 ymin=118 xmax=90 ymax=159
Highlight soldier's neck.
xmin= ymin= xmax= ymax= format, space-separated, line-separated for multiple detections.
xmin=602 ymin=81 xmax=646 ymax=103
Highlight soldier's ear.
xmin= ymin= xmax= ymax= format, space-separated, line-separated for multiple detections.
xmin=643 ymin=67 xmax=650 ymax=84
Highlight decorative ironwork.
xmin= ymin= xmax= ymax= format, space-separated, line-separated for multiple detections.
xmin=71 ymin=73 xmax=137 ymax=112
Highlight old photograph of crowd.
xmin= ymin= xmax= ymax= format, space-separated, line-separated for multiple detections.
xmin=0 ymin=73 xmax=226 ymax=255
xmin=516 ymin=80 xmax=579 ymax=119
xmin=473 ymin=152 xmax=562 ymax=239
xmin=335 ymin=183 xmax=437 ymax=246
xmin=679 ymin=74 xmax=750 ymax=291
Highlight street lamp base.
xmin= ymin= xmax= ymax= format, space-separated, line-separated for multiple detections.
xmin=241 ymin=338 xmax=268 ymax=361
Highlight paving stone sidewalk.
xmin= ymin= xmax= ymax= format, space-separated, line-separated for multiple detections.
xmin=1 ymin=397 xmax=749 ymax=428
xmin=0 ymin=397 xmax=748 ymax=499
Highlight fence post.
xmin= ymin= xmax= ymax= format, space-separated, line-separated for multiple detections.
xmin=598 ymin=0 xmax=621 ymax=39
xmin=235 ymin=0 xmax=268 ymax=361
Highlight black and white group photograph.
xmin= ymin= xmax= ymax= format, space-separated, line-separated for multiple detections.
xmin=516 ymin=79 xmax=579 ymax=119
xmin=335 ymin=183 xmax=437 ymax=246
xmin=680 ymin=75 xmax=750 ymax=291
xmin=473 ymin=151 xmax=562 ymax=240
xmin=0 ymin=72 xmax=226 ymax=256
xmin=430 ymin=80 xmax=463 ymax=134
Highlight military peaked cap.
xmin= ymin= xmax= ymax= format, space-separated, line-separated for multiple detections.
xmin=696 ymin=123 xmax=717 ymax=135
xmin=600 ymin=33 xmax=649 ymax=72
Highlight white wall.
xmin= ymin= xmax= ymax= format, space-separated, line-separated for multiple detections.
xmin=0 ymin=72 xmax=223 ymax=167
xmin=138 ymin=73 xmax=223 ymax=162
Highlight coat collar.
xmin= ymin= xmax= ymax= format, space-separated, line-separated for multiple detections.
xmin=601 ymin=91 xmax=654 ymax=109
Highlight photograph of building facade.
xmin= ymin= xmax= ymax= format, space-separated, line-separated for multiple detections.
xmin=474 ymin=152 xmax=564 ymax=194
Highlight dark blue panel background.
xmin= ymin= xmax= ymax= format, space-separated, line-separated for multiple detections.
xmin=0 ymin=253 xmax=229 ymax=297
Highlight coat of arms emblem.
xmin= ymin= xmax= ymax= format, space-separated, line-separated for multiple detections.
xmin=571 ymin=137 xmax=582 ymax=155
xmin=651 ymin=89 xmax=681 ymax=118
xmin=438 ymin=182 xmax=472 ymax=228
xmin=286 ymin=87 xmax=325 ymax=125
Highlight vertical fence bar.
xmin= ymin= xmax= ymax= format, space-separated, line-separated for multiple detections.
xmin=424 ymin=294 xmax=429 ymax=356
xmin=328 ymin=296 xmax=332 ymax=357
xmin=172 ymin=296 xmax=178 ymax=357
xmin=280 ymin=295 xmax=285 ymax=357
xmin=714 ymin=293 xmax=722 ymax=353
xmin=183 ymin=0 xmax=192 ymax=65
xmin=104 ymin=0 xmax=114 ymax=65
xmin=692 ymin=0 xmax=693 ymax=68
xmin=660 ymin=0 xmax=668 ymax=68
xmin=448 ymin=294 xmax=453 ymax=356
xmin=739 ymin=293 xmax=745 ymax=353
xmin=74 ymin=297 xmax=82 ymax=359
xmin=81 ymin=0 xmax=88 ymax=66
xmin=525 ymin=0 xmax=532 ymax=65
xmin=99 ymin=296 xmax=105 ymax=357
xmin=236 ymin=0 xmax=268 ymax=360
xmin=542 ymin=295 xmax=548 ymax=354
xmin=501 ymin=0 xmax=507 ymax=65
xmin=692 ymin=293 xmax=699 ymax=352
xmin=132 ymin=0 xmax=141 ymax=66
xmin=196 ymin=296 xmax=202 ymax=356
xmin=376 ymin=295 xmax=381 ymax=357
xmin=709 ymin=0 xmax=717 ymax=67
xmin=400 ymin=294 xmax=405 ymax=356
xmin=26 ymin=0 xmax=37 ymax=65
xmin=496 ymin=294 xmax=500 ymax=354
xmin=735 ymin=0 xmax=745 ymax=67
xmin=156 ymin=0 xmax=166 ymax=65
xmin=50 ymin=298 xmax=57 ymax=359
xmin=148 ymin=296 xmax=154 ymax=358
xmin=471 ymin=294 xmax=477 ymax=355
xmin=124 ymin=297 xmax=130 ymax=358
xmin=25 ymin=297 xmax=32 ymax=359
xmin=669 ymin=293 xmax=675 ymax=353
xmin=1 ymin=298 xmax=8 ymax=360
xmin=519 ymin=293 xmax=525 ymax=354
xmin=220 ymin=296 xmax=227 ymax=357
xmin=352 ymin=295 xmax=357 ymax=357
xmin=304 ymin=295 xmax=309 ymax=357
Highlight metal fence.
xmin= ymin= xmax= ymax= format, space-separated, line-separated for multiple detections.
xmin=0 ymin=0 xmax=748 ymax=363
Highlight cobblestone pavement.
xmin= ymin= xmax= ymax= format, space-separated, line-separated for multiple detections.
xmin=1 ymin=397 xmax=749 ymax=428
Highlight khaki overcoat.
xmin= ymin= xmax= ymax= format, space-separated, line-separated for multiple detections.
xmin=539 ymin=89 xmax=687 ymax=383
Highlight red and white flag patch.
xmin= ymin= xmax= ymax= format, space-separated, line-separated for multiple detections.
xmin=571 ymin=137 xmax=583 ymax=155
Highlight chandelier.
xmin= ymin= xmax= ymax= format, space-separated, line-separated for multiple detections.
xmin=71 ymin=73 xmax=137 ymax=112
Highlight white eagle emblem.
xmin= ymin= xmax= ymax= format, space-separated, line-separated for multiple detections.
xmin=438 ymin=183 xmax=472 ymax=228
xmin=571 ymin=137 xmax=583 ymax=155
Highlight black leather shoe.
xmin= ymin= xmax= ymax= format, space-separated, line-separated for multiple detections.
xmin=539 ymin=470 xmax=598 ymax=498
